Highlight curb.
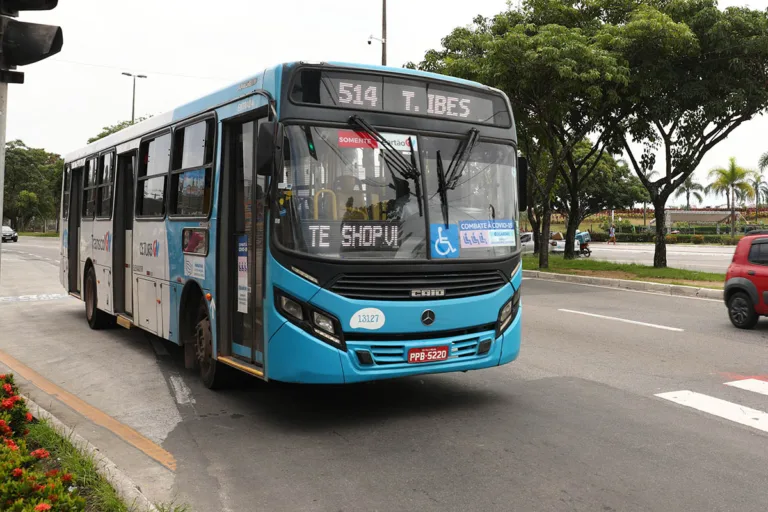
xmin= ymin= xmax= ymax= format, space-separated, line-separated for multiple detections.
xmin=522 ymin=270 xmax=723 ymax=300
xmin=23 ymin=396 xmax=159 ymax=512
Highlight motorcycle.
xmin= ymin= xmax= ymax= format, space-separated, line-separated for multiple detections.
xmin=576 ymin=231 xmax=592 ymax=257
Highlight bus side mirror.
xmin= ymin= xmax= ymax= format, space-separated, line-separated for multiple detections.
xmin=257 ymin=122 xmax=283 ymax=176
xmin=518 ymin=156 xmax=528 ymax=212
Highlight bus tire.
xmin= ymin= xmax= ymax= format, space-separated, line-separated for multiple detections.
xmin=194 ymin=298 xmax=231 ymax=389
xmin=84 ymin=266 xmax=115 ymax=330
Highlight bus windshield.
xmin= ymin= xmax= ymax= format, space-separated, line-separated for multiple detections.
xmin=274 ymin=125 xmax=518 ymax=260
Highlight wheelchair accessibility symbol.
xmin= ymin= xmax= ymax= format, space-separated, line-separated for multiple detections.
xmin=430 ymin=224 xmax=460 ymax=259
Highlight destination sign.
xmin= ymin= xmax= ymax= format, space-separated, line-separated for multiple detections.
xmin=301 ymin=220 xmax=402 ymax=257
xmin=290 ymin=69 xmax=510 ymax=127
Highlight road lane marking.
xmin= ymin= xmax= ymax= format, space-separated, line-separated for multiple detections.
xmin=0 ymin=293 xmax=70 ymax=304
xmin=169 ymin=375 xmax=195 ymax=405
xmin=558 ymin=308 xmax=684 ymax=331
xmin=725 ymin=378 xmax=768 ymax=397
xmin=0 ymin=348 xmax=177 ymax=471
xmin=655 ymin=390 xmax=768 ymax=434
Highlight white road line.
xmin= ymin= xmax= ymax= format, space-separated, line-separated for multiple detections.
xmin=725 ymin=379 xmax=768 ymax=397
xmin=655 ymin=390 xmax=768 ymax=434
xmin=558 ymin=308 xmax=684 ymax=331
xmin=0 ymin=293 xmax=69 ymax=303
xmin=169 ymin=375 xmax=195 ymax=405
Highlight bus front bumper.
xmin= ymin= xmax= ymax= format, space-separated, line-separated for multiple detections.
xmin=266 ymin=306 xmax=521 ymax=384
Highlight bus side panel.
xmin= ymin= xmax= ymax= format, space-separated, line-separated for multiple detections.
xmin=91 ymin=220 xmax=114 ymax=314
xmin=131 ymin=220 xmax=169 ymax=337
xmin=60 ymin=227 xmax=68 ymax=291
xmin=80 ymin=218 xmax=93 ymax=292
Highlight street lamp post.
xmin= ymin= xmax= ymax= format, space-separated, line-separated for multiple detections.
xmin=367 ymin=0 xmax=387 ymax=66
xmin=122 ymin=72 xmax=147 ymax=123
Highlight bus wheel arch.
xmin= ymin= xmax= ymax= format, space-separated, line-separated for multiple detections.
xmin=83 ymin=259 xmax=114 ymax=329
xmin=178 ymin=282 xmax=230 ymax=389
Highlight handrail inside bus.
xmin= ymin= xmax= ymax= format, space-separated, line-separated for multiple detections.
xmin=314 ymin=190 xmax=337 ymax=220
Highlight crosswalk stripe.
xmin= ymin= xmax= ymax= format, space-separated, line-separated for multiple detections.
xmin=724 ymin=378 xmax=768 ymax=397
xmin=655 ymin=390 xmax=768 ymax=434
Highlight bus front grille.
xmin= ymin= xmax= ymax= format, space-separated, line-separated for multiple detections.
xmin=369 ymin=338 xmax=481 ymax=365
xmin=329 ymin=270 xmax=507 ymax=301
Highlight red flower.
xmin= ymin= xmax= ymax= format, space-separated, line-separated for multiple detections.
xmin=35 ymin=503 xmax=52 ymax=511
xmin=26 ymin=412 xmax=33 ymax=422
xmin=2 ymin=398 xmax=14 ymax=409
xmin=61 ymin=473 xmax=73 ymax=483
xmin=4 ymin=438 xmax=18 ymax=451
xmin=0 ymin=374 xmax=6 ymax=380
xmin=33 ymin=483 xmax=46 ymax=492
xmin=47 ymin=494 xmax=59 ymax=503
xmin=30 ymin=448 xmax=50 ymax=459
xmin=46 ymin=469 xmax=59 ymax=478
xmin=2 ymin=383 xmax=12 ymax=394
xmin=12 ymin=468 xmax=23 ymax=478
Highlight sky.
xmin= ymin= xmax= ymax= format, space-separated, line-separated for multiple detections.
xmin=8 ymin=0 xmax=768 ymax=208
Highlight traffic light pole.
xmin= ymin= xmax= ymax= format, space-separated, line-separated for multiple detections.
xmin=0 ymin=81 xmax=7 ymax=277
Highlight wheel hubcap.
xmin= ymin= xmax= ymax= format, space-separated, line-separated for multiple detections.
xmin=730 ymin=298 xmax=749 ymax=324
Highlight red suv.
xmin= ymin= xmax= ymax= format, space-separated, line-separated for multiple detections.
xmin=725 ymin=230 xmax=768 ymax=329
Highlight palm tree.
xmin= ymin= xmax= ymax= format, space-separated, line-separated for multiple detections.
xmin=674 ymin=175 xmax=705 ymax=210
xmin=750 ymin=172 xmax=768 ymax=223
xmin=759 ymin=152 xmax=768 ymax=173
xmin=708 ymin=157 xmax=755 ymax=238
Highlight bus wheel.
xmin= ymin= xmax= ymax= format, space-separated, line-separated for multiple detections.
xmin=194 ymin=299 xmax=229 ymax=389
xmin=85 ymin=266 xmax=114 ymax=330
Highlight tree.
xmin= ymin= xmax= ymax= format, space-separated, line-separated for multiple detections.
xmin=749 ymin=173 xmax=768 ymax=223
xmin=760 ymin=152 xmax=768 ymax=173
xmin=3 ymin=140 xmax=64 ymax=230
xmin=708 ymin=157 xmax=754 ymax=238
xmin=410 ymin=8 xmax=629 ymax=267
xmin=674 ymin=175 xmax=704 ymax=210
xmin=87 ymin=116 xmax=150 ymax=144
xmin=554 ymin=143 xmax=646 ymax=230
xmin=612 ymin=2 xmax=768 ymax=266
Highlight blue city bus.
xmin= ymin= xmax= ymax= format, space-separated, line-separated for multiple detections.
xmin=59 ymin=61 xmax=527 ymax=388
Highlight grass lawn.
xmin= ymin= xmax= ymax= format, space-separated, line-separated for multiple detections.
xmin=523 ymin=254 xmax=725 ymax=289
xmin=26 ymin=419 xmax=188 ymax=512
xmin=18 ymin=232 xmax=59 ymax=237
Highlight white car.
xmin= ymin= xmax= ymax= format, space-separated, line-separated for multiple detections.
xmin=521 ymin=232 xmax=534 ymax=253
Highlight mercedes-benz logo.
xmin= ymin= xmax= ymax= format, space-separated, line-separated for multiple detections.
xmin=421 ymin=310 xmax=435 ymax=326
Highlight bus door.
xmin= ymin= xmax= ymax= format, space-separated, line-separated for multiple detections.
xmin=67 ymin=166 xmax=83 ymax=294
xmin=219 ymin=116 xmax=268 ymax=369
xmin=113 ymin=151 xmax=136 ymax=317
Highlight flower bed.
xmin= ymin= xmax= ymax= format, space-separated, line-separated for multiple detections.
xmin=0 ymin=374 xmax=85 ymax=511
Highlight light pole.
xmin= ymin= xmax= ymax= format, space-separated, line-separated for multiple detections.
xmin=122 ymin=72 xmax=147 ymax=123
xmin=367 ymin=0 xmax=387 ymax=66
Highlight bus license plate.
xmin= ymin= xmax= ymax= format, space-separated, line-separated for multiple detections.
xmin=407 ymin=346 xmax=449 ymax=364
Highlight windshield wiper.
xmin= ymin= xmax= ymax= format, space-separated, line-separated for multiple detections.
xmin=445 ymin=128 xmax=480 ymax=190
xmin=435 ymin=150 xmax=450 ymax=227
xmin=348 ymin=115 xmax=423 ymax=217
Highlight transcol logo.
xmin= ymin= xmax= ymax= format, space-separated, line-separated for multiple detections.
xmin=139 ymin=240 xmax=161 ymax=257
xmin=92 ymin=231 xmax=112 ymax=252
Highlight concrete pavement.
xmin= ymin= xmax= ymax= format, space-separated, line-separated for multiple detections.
xmin=1 ymin=237 xmax=767 ymax=511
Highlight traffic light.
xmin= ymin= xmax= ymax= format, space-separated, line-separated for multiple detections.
xmin=0 ymin=0 xmax=62 ymax=83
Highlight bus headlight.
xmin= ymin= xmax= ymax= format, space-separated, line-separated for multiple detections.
xmin=279 ymin=296 xmax=304 ymax=321
xmin=313 ymin=312 xmax=335 ymax=335
xmin=274 ymin=288 xmax=346 ymax=350
xmin=496 ymin=288 xmax=520 ymax=338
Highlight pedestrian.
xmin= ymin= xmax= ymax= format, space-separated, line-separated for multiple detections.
xmin=609 ymin=224 xmax=616 ymax=244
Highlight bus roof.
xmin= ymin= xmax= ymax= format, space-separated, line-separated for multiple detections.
xmin=64 ymin=61 xmax=505 ymax=164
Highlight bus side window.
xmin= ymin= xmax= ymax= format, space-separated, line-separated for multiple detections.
xmin=137 ymin=133 xmax=171 ymax=217
xmin=82 ymin=158 xmax=98 ymax=219
xmin=96 ymin=152 xmax=115 ymax=218
xmin=170 ymin=119 xmax=215 ymax=217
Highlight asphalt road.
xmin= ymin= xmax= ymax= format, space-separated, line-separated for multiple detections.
xmin=1 ymin=237 xmax=767 ymax=512
xmin=587 ymin=243 xmax=734 ymax=273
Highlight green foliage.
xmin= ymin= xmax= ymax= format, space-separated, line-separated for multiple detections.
xmin=759 ymin=152 xmax=768 ymax=172
xmin=674 ymin=175 xmax=705 ymax=209
xmin=87 ymin=117 xmax=150 ymax=144
xmin=691 ymin=234 xmax=704 ymax=244
xmin=3 ymin=141 xmax=64 ymax=231
xmin=0 ymin=374 xmax=86 ymax=512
